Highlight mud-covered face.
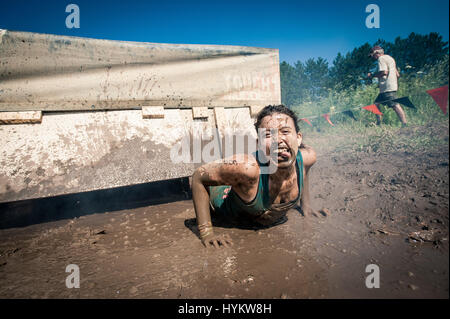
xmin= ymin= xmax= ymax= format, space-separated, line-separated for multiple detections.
xmin=258 ymin=113 xmax=302 ymax=169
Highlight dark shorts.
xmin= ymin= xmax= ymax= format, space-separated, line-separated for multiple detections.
xmin=374 ymin=91 xmax=398 ymax=108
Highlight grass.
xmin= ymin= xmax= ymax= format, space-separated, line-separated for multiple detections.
xmin=303 ymin=119 xmax=449 ymax=157
xmin=292 ymin=56 xmax=449 ymax=153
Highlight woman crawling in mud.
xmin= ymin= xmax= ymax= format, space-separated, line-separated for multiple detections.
xmin=191 ymin=104 xmax=317 ymax=248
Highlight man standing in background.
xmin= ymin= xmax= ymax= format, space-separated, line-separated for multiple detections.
xmin=368 ymin=45 xmax=408 ymax=126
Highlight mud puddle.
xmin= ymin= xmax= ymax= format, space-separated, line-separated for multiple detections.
xmin=0 ymin=122 xmax=448 ymax=298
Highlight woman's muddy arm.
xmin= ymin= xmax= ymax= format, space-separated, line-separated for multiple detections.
xmin=300 ymin=165 xmax=314 ymax=215
xmin=191 ymin=155 xmax=258 ymax=248
xmin=191 ymin=168 xmax=232 ymax=248
xmin=300 ymin=145 xmax=317 ymax=216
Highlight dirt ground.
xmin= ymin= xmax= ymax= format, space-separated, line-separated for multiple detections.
xmin=0 ymin=121 xmax=448 ymax=299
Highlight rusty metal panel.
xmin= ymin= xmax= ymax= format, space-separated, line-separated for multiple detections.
xmin=0 ymin=29 xmax=280 ymax=111
xmin=142 ymin=106 xmax=165 ymax=119
xmin=1 ymin=109 xmax=192 ymax=202
xmin=0 ymin=111 xmax=42 ymax=124
xmin=0 ymin=30 xmax=280 ymax=203
xmin=0 ymin=106 xmax=260 ymax=203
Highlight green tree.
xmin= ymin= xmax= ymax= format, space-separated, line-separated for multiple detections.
xmin=280 ymin=61 xmax=302 ymax=106
xmin=329 ymin=43 xmax=373 ymax=90
xmin=303 ymin=57 xmax=330 ymax=100
xmin=375 ymin=32 xmax=449 ymax=75
xmin=280 ymin=32 xmax=449 ymax=108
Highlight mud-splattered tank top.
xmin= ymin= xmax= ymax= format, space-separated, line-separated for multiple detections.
xmin=209 ymin=150 xmax=304 ymax=225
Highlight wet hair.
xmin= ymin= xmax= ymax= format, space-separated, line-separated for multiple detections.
xmin=254 ymin=104 xmax=300 ymax=133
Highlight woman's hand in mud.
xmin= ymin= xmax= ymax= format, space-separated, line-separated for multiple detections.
xmin=201 ymin=233 xmax=233 ymax=248
xmin=300 ymin=205 xmax=328 ymax=218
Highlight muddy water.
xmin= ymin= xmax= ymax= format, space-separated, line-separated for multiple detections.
xmin=0 ymin=200 xmax=329 ymax=299
xmin=0 ymin=123 xmax=448 ymax=299
xmin=0 ymin=197 xmax=447 ymax=298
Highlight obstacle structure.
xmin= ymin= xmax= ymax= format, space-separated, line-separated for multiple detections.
xmin=0 ymin=30 xmax=281 ymax=206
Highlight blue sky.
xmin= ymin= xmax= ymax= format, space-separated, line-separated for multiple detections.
xmin=0 ymin=0 xmax=448 ymax=64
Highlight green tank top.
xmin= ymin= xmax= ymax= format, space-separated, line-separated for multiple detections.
xmin=209 ymin=149 xmax=304 ymax=223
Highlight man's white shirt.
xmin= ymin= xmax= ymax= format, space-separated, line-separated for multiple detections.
xmin=377 ymin=54 xmax=398 ymax=93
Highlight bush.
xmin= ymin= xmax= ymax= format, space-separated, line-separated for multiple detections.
xmin=291 ymin=55 xmax=449 ymax=131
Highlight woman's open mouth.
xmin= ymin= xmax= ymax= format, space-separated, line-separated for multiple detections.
xmin=274 ymin=147 xmax=291 ymax=160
